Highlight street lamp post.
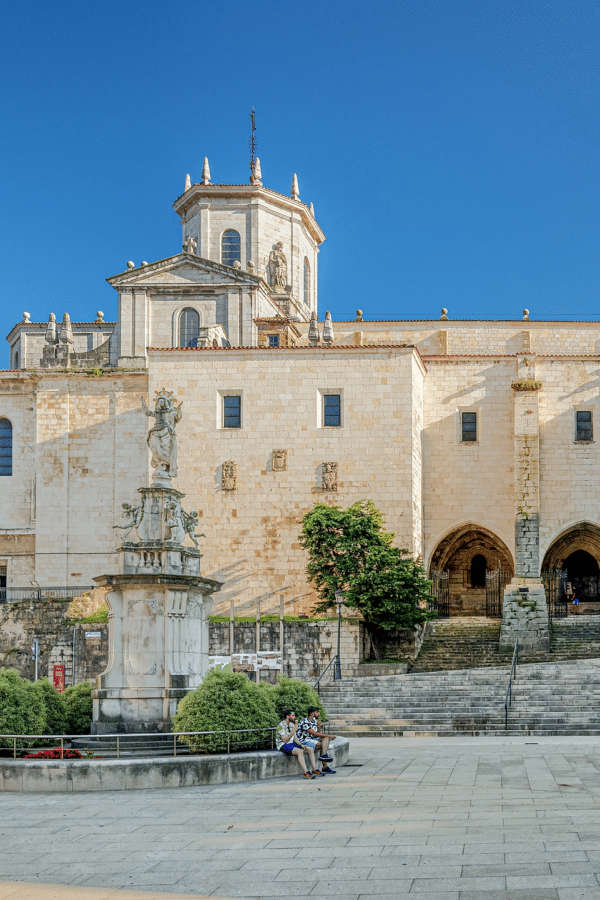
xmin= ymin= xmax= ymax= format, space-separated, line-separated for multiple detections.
xmin=334 ymin=590 xmax=344 ymax=681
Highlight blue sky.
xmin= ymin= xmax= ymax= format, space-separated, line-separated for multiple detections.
xmin=1 ymin=1 xmax=598 ymax=365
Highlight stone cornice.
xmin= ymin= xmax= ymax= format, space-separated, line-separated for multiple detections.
xmin=106 ymin=253 xmax=264 ymax=289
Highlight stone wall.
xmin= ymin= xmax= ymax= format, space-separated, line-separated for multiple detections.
xmin=0 ymin=598 xmax=108 ymax=686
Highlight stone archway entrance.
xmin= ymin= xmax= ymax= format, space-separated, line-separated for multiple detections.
xmin=542 ymin=523 xmax=600 ymax=608
xmin=429 ymin=524 xmax=514 ymax=617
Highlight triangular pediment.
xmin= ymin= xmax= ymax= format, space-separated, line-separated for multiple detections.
xmin=107 ymin=254 xmax=262 ymax=289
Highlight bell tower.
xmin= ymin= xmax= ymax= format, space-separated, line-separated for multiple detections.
xmin=173 ymin=158 xmax=325 ymax=322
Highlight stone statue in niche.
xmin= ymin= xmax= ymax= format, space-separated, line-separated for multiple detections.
xmin=222 ymin=461 xmax=237 ymax=491
xmin=114 ymin=501 xmax=144 ymax=539
xmin=272 ymin=449 xmax=288 ymax=471
xmin=268 ymin=242 xmax=287 ymax=289
xmin=141 ymin=390 xmax=183 ymax=482
xmin=322 ymin=462 xmax=338 ymax=492
xmin=182 ymin=235 xmax=197 ymax=254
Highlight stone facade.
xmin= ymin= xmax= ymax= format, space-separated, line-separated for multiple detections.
xmin=1 ymin=160 xmax=600 ymax=629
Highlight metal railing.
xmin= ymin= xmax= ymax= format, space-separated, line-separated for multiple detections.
xmin=0 ymin=586 xmax=94 ymax=603
xmin=504 ymin=639 xmax=519 ymax=729
xmin=0 ymin=725 xmax=277 ymax=759
xmin=313 ymin=656 xmax=339 ymax=694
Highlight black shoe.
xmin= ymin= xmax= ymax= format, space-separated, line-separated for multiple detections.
xmin=318 ymin=754 xmax=333 ymax=762
xmin=321 ymin=766 xmax=336 ymax=774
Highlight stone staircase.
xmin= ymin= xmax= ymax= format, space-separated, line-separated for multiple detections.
xmin=320 ymin=659 xmax=600 ymax=737
xmin=319 ymin=617 xmax=600 ymax=737
xmin=409 ymin=615 xmax=600 ymax=672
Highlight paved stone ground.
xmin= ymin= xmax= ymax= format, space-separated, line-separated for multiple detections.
xmin=2 ymin=736 xmax=600 ymax=899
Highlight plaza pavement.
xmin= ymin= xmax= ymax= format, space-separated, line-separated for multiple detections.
xmin=2 ymin=736 xmax=600 ymax=899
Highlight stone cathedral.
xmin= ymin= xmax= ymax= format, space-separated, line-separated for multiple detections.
xmin=2 ymin=156 xmax=599 ymax=620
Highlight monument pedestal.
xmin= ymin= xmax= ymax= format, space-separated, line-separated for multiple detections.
xmin=92 ymin=573 xmax=220 ymax=734
xmin=499 ymin=579 xmax=550 ymax=653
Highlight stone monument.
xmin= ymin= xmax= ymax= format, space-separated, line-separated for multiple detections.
xmin=92 ymin=390 xmax=221 ymax=733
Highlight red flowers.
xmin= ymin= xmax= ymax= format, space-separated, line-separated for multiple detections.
xmin=23 ymin=747 xmax=82 ymax=759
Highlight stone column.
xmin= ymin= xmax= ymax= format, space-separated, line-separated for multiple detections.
xmin=500 ymin=360 xmax=549 ymax=651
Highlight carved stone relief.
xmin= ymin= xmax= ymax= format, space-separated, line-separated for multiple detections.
xmin=272 ymin=449 xmax=288 ymax=472
xmin=322 ymin=462 xmax=338 ymax=492
xmin=222 ymin=460 xmax=237 ymax=491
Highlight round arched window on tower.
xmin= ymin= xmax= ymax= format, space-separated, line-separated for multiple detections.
xmin=221 ymin=230 xmax=241 ymax=268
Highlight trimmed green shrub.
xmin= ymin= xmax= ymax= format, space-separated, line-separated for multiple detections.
xmin=174 ymin=670 xmax=277 ymax=752
xmin=268 ymin=676 xmax=327 ymax=723
xmin=0 ymin=669 xmax=46 ymax=746
xmin=33 ymin=678 xmax=68 ymax=734
xmin=64 ymin=681 xmax=93 ymax=734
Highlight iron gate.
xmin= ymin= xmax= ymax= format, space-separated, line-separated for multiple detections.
xmin=429 ymin=569 xmax=450 ymax=618
xmin=542 ymin=568 xmax=568 ymax=618
xmin=485 ymin=563 xmax=509 ymax=618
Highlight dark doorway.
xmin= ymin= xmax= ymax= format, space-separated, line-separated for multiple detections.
xmin=470 ymin=554 xmax=487 ymax=588
xmin=564 ymin=550 xmax=600 ymax=601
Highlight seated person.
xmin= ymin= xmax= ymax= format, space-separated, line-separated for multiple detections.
xmin=295 ymin=706 xmax=337 ymax=774
xmin=276 ymin=709 xmax=322 ymax=779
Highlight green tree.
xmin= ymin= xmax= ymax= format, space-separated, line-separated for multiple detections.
xmin=300 ymin=500 xmax=435 ymax=631
xmin=173 ymin=670 xmax=277 ymax=752
xmin=0 ymin=669 xmax=46 ymax=746
xmin=33 ymin=678 xmax=68 ymax=734
xmin=269 ymin=676 xmax=327 ymax=722
xmin=64 ymin=682 xmax=93 ymax=734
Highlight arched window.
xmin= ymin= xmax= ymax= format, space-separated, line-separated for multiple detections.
xmin=179 ymin=308 xmax=200 ymax=348
xmin=303 ymin=257 xmax=311 ymax=307
xmin=221 ymin=230 xmax=241 ymax=268
xmin=0 ymin=419 xmax=13 ymax=476
xmin=470 ymin=553 xmax=487 ymax=588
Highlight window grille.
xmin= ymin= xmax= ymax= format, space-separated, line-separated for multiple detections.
xmin=0 ymin=419 xmax=12 ymax=475
xmin=303 ymin=258 xmax=311 ymax=307
xmin=179 ymin=308 xmax=200 ymax=347
xmin=223 ymin=395 xmax=241 ymax=428
xmin=268 ymin=334 xmax=280 ymax=348
xmin=576 ymin=410 xmax=593 ymax=441
xmin=324 ymin=394 xmax=341 ymax=427
xmin=461 ymin=411 xmax=477 ymax=442
xmin=221 ymin=230 xmax=241 ymax=267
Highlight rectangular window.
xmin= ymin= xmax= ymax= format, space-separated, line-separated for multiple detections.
xmin=223 ymin=395 xmax=241 ymax=428
xmin=576 ymin=410 xmax=593 ymax=441
xmin=461 ymin=411 xmax=477 ymax=442
xmin=323 ymin=394 xmax=341 ymax=427
xmin=0 ymin=565 xmax=6 ymax=602
xmin=268 ymin=334 xmax=280 ymax=348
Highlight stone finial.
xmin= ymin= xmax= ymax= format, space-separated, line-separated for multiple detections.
xmin=440 ymin=308 xmax=449 ymax=320
xmin=184 ymin=173 xmax=191 ymax=192
xmin=522 ymin=309 xmax=530 ymax=321
xmin=247 ymin=260 xmax=255 ymax=273
xmin=60 ymin=313 xmax=74 ymax=346
xmin=23 ymin=311 xmax=30 ymax=323
xmin=309 ymin=201 xmax=315 ymax=217
xmin=322 ymin=311 xmax=335 ymax=344
xmin=127 ymin=261 xmax=135 ymax=269
xmin=45 ymin=313 xmax=57 ymax=343
xmin=250 ymin=157 xmax=262 ymax=185
xmin=141 ymin=260 xmax=148 ymax=267
xmin=291 ymin=173 xmax=300 ymax=200
xmin=95 ymin=311 xmax=105 ymax=324
xmin=355 ymin=309 xmax=363 ymax=322
xmin=308 ymin=310 xmax=320 ymax=345
xmin=201 ymin=157 xmax=211 ymax=185
xmin=233 ymin=259 xmax=242 ymax=269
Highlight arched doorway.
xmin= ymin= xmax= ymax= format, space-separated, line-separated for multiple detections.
xmin=542 ymin=523 xmax=600 ymax=608
xmin=429 ymin=524 xmax=514 ymax=617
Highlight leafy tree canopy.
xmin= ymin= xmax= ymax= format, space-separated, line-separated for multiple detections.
xmin=300 ymin=500 xmax=435 ymax=631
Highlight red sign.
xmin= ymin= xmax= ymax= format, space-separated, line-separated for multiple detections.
xmin=53 ymin=665 xmax=66 ymax=693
